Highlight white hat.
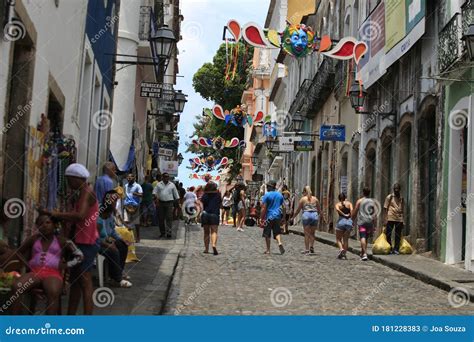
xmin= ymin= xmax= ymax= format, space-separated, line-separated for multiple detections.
xmin=65 ymin=163 xmax=90 ymax=179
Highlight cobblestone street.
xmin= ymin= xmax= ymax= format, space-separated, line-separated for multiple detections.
xmin=165 ymin=224 xmax=474 ymax=315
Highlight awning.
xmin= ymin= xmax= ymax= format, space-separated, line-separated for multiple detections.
xmin=269 ymin=156 xmax=283 ymax=171
xmin=110 ymin=145 xmax=135 ymax=172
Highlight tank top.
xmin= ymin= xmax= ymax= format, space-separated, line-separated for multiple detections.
xmin=74 ymin=198 xmax=99 ymax=245
xmin=339 ymin=202 xmax=351 ymax=217
xmin=357 ymin=198 xmax=375 ymax=226
xmin=29 ymin=236 xmax=61 ymax=270
xmin=303 ymin=198 xmax=317 ymax=212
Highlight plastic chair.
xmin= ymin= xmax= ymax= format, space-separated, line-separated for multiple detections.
xmin=96 ymin=254 xmax=106 ymax=288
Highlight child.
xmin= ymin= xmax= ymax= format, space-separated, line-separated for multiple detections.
xmin=11 ymin=214 xmax=83 ymax=314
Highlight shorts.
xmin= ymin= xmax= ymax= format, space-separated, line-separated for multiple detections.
xmin=124 ymin=206 xmax=140 ymax=225
xmin=359 ymin=225 xmax=374 ymax=239
xmin=222 ymin=206 xmax=231 ymax=211
xmin=336 ymin=218 xmax=353 ymax=231
xmin=237 ymin=201 xmax=244 ymax=211
xmin=70 ymin=243 xmax=99 ymax=281
xmin=201 ymin=212 xmax=220 ymax=226
xmin=302 ymin=211 xmax=319 ymax=226
xmin=31 ymin=267 xmax=63 ymax=282
xmin=140 ymin=202 xmax=154 ymax=215
xmin=262 ymin=219 xmax=282 ymax=239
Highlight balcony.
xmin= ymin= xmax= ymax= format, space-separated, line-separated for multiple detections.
xmin=288 ymin=78 xmax=312 ymax=116
xmin=334 ymin=60 xmax=348 ymax=99
xmin=438 ymin=14 xmax=464 ymax=73
xmin=305 ymin=57 xmax=335 ymax=118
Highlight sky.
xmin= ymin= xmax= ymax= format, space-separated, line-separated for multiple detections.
xmin=176 ymin=0 xmax=271 ymax=188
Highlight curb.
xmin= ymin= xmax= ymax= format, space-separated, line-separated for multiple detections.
xmin=289 ymin=227 xmax=474 ymax=303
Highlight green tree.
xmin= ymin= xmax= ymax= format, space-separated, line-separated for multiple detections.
xmin=188 ymin=42 xmax=253 ymax=181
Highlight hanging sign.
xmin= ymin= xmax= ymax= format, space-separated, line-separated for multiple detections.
xmin=158 ymin=148 xmax=173 ymax=157
xmin=319 ymin=125 xmax=346 ymax=142
xmin=294 ymin=140 xmax=315 ymax=151
xmin=279 ymin=136 xmax=302 ymax=151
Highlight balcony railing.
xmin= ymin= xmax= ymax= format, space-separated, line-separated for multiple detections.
xmin=462 ymin=0 xmax=473 ymax=36
xmin=288 ymin=79 xmax=312 ymax=116
xmin=438 ymin=14 xmax=463 ymax=72
xmin=306 ymin=57 xmax=335 ymax=118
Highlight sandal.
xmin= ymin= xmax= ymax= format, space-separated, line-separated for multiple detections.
xmin=263 ymin=251 xmax=270 ymax=255
xmin=119 ymin=280 xmax=132 ymax=288
xmin=123 ymin=275 xmax=131 ymax=281
xmin=203 ymin=250 xmax=210 ymax=254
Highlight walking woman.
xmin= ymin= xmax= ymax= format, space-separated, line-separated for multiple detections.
xmin=236 ymin=187 xmax=246 ymax=232
xmin=201 ymin=182 xmax=222 ymax=255
xmin=292 ymin=186 xmax=320 ymax=255
xmin=335 ymin=193 xmax=353 ymax=259
xmin=39 ymin=163 xmax=99 ymax=315
xmin=221 ymin=191 xmax=232 ymax=225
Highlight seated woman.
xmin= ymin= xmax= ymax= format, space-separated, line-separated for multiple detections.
xmin=11 ymin=214 xmax=83 ymax=314
xmin=98 ymin=191 xmax=132 ymax=288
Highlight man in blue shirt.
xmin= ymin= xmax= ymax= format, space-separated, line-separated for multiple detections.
xmin=94 ymin=162 xmax=116 ymax=204
xmin=260 ymin=180 xmax=285 ymax=255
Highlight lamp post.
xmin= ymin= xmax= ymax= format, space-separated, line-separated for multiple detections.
xmin=177 ymin=153 xmax=184 ymax=165
xmin=292 ymin=111 xmax=305 ymax=132
xmin=349 ymin=80 xmax=396 ymax=121
xmin=463 ymin=24 xmax=474 ymax=61
xmin=174 ymin=90 xmax=187 ymax=113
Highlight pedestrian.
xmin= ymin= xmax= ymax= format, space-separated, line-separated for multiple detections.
xmin=39 ymin=163 xmax=99 ymax=315
xmin=335 ymin=193 xmax=353 ymax=259
xmin=94 ymin=161 xmax=116 ymax=204
xmin=352 ymin=187 xmax=376 ymax=261
xmin=384 ymin=183 xmax=405 ymax=254
xmin=152 ymin=174 xmax=162 ymax=226
xmin=177 ymin=182 xmax=186 ymax=220
xmin=10 ymin=213 xmax=83 ymax=315
xmin=183 ymin=186 xmax=198 ymax=224
xmin=255 ymin=199 xmax=262 ymax=226
xmin=282 ymin=190 xmax=292 ymax=234
xmin=260 ymin=180 xmax=285 ymax=255
xmin=236 ymin=186 xmax=246 ymax=232
xmin=231 ymin=182 xmax=245 ymax=227
xmin=153 ymin=172 xmax=179 ymax=238
xmin=292 ymin=186 xmax=320 ymax=255
xmin=221 ymin=190 xmax=232 ymax=225
xmin=97 ymin=190 xmax=132 ymax=288
xmin=123 ymin=173 xmax=143 ymax=243
xmin=201 ymin=182 xmax=222 ymax=255
xmin=195 ymin=185 xmax=204 ymax=222
xmin=140 ymin=175 xmax=154 ymax=227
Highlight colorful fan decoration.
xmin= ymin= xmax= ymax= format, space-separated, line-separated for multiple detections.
xmin=188 ymin=156 xmax=232 ymax=172
xmin=226 ymin=20 xmax=368 ymax=66
xmin=192 ymin=136 xmax=240 ymax=149
xmin=189 ymin=173 xmax=222 ymax=182
xmin=211 ymin=104 xmax=264 ymax=127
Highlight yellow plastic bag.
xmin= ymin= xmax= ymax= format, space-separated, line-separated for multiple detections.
xmin=115 ymin=226 xmax=139 ymax=263
xmin=372 ymin=232 xmax=391 ymax=255
xmin=399 ymin=237 xmax=413 ymax=254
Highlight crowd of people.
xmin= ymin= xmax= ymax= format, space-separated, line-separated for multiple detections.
xmin=185 ymin=179 xmax=406 ymax=262
xmin=0 ymin=161 xmax=188 ymax=315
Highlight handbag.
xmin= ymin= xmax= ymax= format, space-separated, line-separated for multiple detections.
xmin=125 ymin=205 xmax=138 ymax=215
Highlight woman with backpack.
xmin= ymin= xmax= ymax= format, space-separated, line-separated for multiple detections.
xmin=335 ymin=193 xmax=353 ymax=259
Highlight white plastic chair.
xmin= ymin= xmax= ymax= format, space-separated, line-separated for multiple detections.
xmin=96 ymin=254 xmax=106 ymax=288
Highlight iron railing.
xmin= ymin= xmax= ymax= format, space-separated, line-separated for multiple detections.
xmin=288 ymin=79 xmax=312 ymax=117
xmin=306 ymin=57 xmax=335 ymax=118
xmin=438 ymin=13 xmax=463 ymax=72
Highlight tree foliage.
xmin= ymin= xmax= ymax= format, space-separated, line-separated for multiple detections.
xmin=188 ymin=43 xmax=253 ymax=181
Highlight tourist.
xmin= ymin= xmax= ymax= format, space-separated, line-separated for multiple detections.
xmin=140 ymin=175 xmax=154 ymax=227
xmin=335 ymin=193 xmax=353 ymax=259
xmin=292 ymin=186 xmax=320 ymax=255
xmin=221 ymin=190 xmax=232 ymax=225
xmin=201 ymin=182 xmax=222 ymax=255
xmin=260 ymin=180 xmax=285 ymax=255
xmin=384 ymin=183 xmax=405 ymax=254
xmin=94 ymin=162 xmax=116 ymax=204
xmin=352 ymin=187 xmax=376 ymax=261
xmin=153 ymin=172 xmax=180 ymax=238
xmin=124 ymin=173 xmax=143 ymax=242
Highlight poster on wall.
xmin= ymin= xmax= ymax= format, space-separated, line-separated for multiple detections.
xmin=159 ymin=160 xmax=179 ymax=176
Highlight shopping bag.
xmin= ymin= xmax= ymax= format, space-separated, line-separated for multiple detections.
xmin=115 ymin=226 xmax=139 ymax=263
xmin=399 ymin=237 xmax=413 ymax=254
xmin=372 ymin=232 xmax=391 ymax=255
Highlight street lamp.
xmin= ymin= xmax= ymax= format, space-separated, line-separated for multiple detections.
xmin=174 ymin=90 xmax=187 ymax=113
xmin=462 ymin=24 xmax=474 ymax=61
xmin=177 ymin=153 xmax=184 ymax=165
xmin=151 ymin=25 xmax=176 ymax=60
xmin=349 ymin=80 xmax=368 ymax=113
xmin=265 ymin=136 xmax=278 ymax=150
xmin=292 ymin=111 xmax=305 ymax=132
xmin=251 ymin=155 xmax=258 ymax=165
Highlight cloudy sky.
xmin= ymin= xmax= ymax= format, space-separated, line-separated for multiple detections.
xmin=176 ymin=0 xmax=270 ymax=188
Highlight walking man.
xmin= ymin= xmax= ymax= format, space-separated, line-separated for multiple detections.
xmin=153 ymin=172 xmax=179 ymax=238
xmin=124 ymin=174 xmax=143 ymax=243
xmin=94 ymin=161 xmax=116 ymax=204
xmin=352 ymin=187 xmax=376 ymax=261
xmin=384 ymin=183 xmax=404 ymax=255
xmin=260 ymin=180 xmax=285 ymax=255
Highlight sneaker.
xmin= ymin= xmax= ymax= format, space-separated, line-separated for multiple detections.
xmin=337 ymin=250 xmax=344 ymax=259
xmin=309 ymin=247 xmax=315 ymax=254
xmin=279 ymin=244 xmax=285 ymax=255
xmin=393 ymin=250 xmax=400 ymax=255
xmin=342 ymin=250 xmax=348 ymax=260
xmin=301 ymin=250 xmax=310 ymax=255
xmin=361 ymin=254 xmax=368 ymax=261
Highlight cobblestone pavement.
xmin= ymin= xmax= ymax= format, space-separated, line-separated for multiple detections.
xmin=164 ymin=224 xmax=474 ymax=315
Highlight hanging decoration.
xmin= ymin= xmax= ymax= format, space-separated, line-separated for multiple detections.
xmin=225 ymin=19 xmax=368 ymax=67
xmin=188 ymin=156 xmax=232 ymax=172
xmin=211 ymin=104 xmax=264 ymax=127
xmin=189 ymin=173 xmax=222 ymax=182
xmin=192 ymin=136 xmax=240 ymax=149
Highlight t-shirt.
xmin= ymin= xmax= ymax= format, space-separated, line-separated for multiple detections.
xmin=262 ymin=191 xmax=284 ymax=220
xmin=222 ymin=196 xmax=232 ymax=207
xmin=94 ymin=175 xmax=114 ymax=204
xmin=141 ymin=182 xmax=154 ymax=204
xmin=124 ymin=182 xmax=143 ymax=206
xmin=201 ymin=193 xmax=222 ymax=216
xmin=384 ymin=194 xmax=404 ymax=223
